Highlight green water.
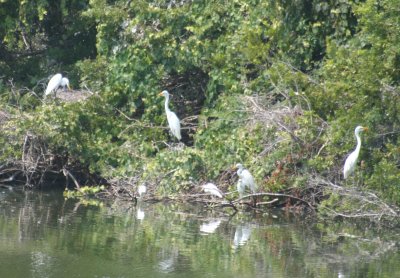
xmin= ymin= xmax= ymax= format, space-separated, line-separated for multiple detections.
xmin=0 ymin=188 xmax=399 ymax=278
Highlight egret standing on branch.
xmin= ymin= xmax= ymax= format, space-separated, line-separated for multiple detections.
xmin=159 ymin=90 xmax=181 ymax=141
xmin=343 ymin=126 xmax=368 ymax=179
xmin=44 ymin=73 xmax=70 ymax=98
xmin=235 ymin=163 xmax=257 ymax=195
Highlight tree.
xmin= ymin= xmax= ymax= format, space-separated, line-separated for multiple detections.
xmin=0 ymin=0 xmax=96 ymax=86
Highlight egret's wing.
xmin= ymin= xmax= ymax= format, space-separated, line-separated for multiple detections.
xmin=202 ymin=183 xmax=223 ymax=198
xmin=242 ymin=170 xmax=257 ymax=193
xmin=45 ymin=73 xmax=62 ymax=95
xmin=236 ymin=179 xmax=245 ymax=197
xmin=209 ymin=188 xmax=223 ymax=198
xmin=343 ymin=151 xmax=358 ymax=179
xmin=166 ymin=111 xmax=181 ymax=140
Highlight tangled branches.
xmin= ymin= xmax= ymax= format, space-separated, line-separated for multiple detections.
xmin=21 ymin=133 xmax=62 ymax=186
xmin=310 ymin=176 xmax=400 ymax=224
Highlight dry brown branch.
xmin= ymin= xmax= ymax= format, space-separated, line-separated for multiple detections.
xmin=241 ymin=94 xmax=328 ymax=165
xmin=63 ymin=168 xmax=81 ymax=190
xmin=233 ymin=192 xmax=316 ymax=210
xmin=15 ymin=132 xmax=77 ymax=187
xmin=0 ymin=171 xmax=21 ymax=183
xmin=257 ymin=198 xmax=279 ymax=205
xmin=310 ymin=175 xmax=400 ymax=222
xmin=21 ymin=133 xmax=47 ymax=186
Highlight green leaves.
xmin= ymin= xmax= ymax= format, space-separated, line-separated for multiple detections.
xmin=1 ymin=0 xmax=399 ymax=208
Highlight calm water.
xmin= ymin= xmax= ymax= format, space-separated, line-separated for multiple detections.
xmin=0 ymin=187 xmax=399 ymax=278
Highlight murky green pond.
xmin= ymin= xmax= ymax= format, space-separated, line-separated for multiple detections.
xmin=0 ymin=187 xmax=399 ymax=278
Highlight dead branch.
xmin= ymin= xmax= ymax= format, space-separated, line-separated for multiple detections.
xmin=63 ymin=168 xmax=81 ymax=190
xmin=233 ymin=192 xmax=316 ymax=210
xmin=310 ymin=175 xmax=400 ymax=222
xmin=257 ymin=198 xmax=279 ymax=206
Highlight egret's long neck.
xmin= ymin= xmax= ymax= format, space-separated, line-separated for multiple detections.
xmin=354 ymin=132 xmax=362 ymax=155
xmin=164 ymin=95 xmax=170 ymax=112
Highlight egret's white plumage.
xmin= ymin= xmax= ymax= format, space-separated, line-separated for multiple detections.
xmin=138 ymin=185 xmax=147 ymax=197
xmin=159 ymin=90 xmax=181 ymax=141
xmin=343 ymin=126 xmax=368 ymax=179
xmin=45 ymin=73 xmax=70 ymax=97
xmin=236 ymin=163 xmax=257 ymax=194
xmin=200 ymin=183 xmax=224 ymax=198
xmin=60 ymin=77 xmax=70 ymax=90
xmin=236 ymin=178 xmax=245 ymax=198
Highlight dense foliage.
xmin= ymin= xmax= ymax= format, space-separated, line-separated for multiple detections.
xmin=0 ymin=0 xmax=399 ymax=210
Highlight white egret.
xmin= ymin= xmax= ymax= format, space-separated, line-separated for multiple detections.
xmin=200 ymin=182 xmax=224 ymax=198
xmin=138 ymin=185 xmax=147 ymax=197
xmin=45 ymin=73 xmax=71 ymax=97
xmin=236 ymin=163 xmax=257 ymax=194
xmin=343 ymin=126 xmax=368 ymax=179
xmin=159 ymin=90 xmax=181 ymax=141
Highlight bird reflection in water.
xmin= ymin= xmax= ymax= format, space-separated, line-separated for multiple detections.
xmin=136 ymin=207 xmax=145 ymax=220
xmin=232 ymin=225 xmax=252 ymax=249
xmin=156 ymin=249 xmax=179 ymax=274
xmin=200 ymin=220 xmax=221 ymax=234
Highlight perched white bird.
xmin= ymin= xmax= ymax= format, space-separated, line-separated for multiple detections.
xmin=45 ymin=73 xmax=70 ymax=97
xmin=236 ymin=163 xmax=257 ymax=195
xmin=159 ymin=90 xmax=181 ymax=141
xmin=200 ymin=183 xmax=224 ymax=198
xmin=138 ymin=185 xmax=147 ymax=197
xmin=343 ymin=126 xmax=368 ymax=179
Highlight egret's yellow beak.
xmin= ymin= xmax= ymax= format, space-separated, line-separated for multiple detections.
xmin=363 ymin=127 xmax=369 ymax=132
xmin=67 ymin=84 xmax=71 ymax=90
xmin=158 ymin=92 xmax=164 ymax=96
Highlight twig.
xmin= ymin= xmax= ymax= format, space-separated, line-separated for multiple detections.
xmin=63 ymin=168 xmax=82 ymax=191
xmin=257 ymin=198 xmax=279 ymax=206
xmin=233 ymin=192 xmax=316 ymax=210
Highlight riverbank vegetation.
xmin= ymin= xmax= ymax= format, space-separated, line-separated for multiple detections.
xmin=0 ymin=0 xmax=399 ymax=223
